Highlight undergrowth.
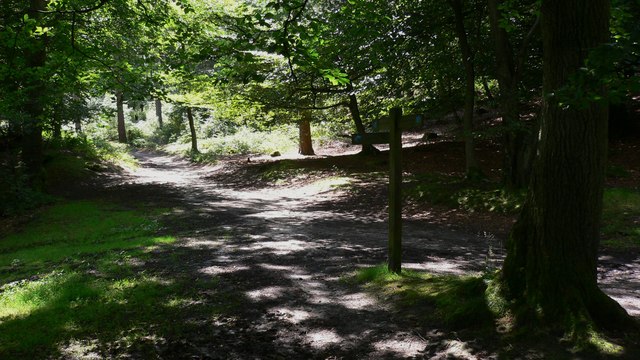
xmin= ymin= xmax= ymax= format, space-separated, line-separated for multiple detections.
xmin=406 ymin=173 xmax=525 ymax=214
xmin=163 ymin=127 xmax=298 ymax=162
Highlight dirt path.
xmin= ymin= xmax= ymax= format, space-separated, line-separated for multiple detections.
xmin=99 ymin=151 xmax=638 ymax=359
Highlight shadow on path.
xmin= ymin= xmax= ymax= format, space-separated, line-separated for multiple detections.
xmin=75 ymin=151 xmax=639 ymax=359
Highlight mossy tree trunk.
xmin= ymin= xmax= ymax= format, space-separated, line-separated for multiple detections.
xmin=186 ymin=107 xmax=198 ymax=153
xmin=502 ymin=0 xmax=635 ymax=330
xmin=298 ymin=110 xmax=315 ymax=156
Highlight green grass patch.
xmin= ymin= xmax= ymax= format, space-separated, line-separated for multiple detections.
xmin=406 ymin=174 xmax=525 ymax=214
xmin=352 ymin=265 xmax=501 ymax=329
xmin=601 ymin=188 xmax=640 ymax=249
xmin=0 ymin=268 xmax=227 ymax=359
xmin=0 ymin=199 xmax=235 ymax=359
xmin=0 ymin=200 xmax=174 ymax=283
xmin=606 ymin=163 xmax=631 ymax=179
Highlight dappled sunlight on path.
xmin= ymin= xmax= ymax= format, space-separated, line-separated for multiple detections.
xmin=103 ymin=151 xmax=639 ymax=358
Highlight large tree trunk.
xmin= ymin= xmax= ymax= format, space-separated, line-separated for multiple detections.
xmin=488 ymin=0 xmax=535 ymax=189
xmin=298 ymin=110 xmax=315 ymax=155
xmin=449 ymin=0 xmax=482 ymax=178
xmin=22 ymin=0 xmax=48 ymax=188
xmin=502 ymin=0 xmax=634 ymax=330
xmin=347 ymin=82 xmax=379 ymax=155
xmin=116 ymin=91 xmax=127 ymax=143
xmin=155 ymin=99 xmax=163 ymax=129
xmin=186 ymin=107 xmax=198 ymax=153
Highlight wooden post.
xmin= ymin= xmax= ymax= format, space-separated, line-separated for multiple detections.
xmin=388 ymin=107 xmax=403 ymax=273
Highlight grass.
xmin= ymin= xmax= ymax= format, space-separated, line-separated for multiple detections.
xmin=351 ymin=265 xmax=501 ymax=329
xmin=407 ymin=173 xmax=640 ymax=250
xmin=0 ymin=201 xmax=174 ymax=358
xmin=0 ymin=201 xmax=173 ymax=283
xmin=406 ymin=173 xmax=525 ymax=214
xmin=0 ymin=198 xmax=245 ymax=359
xmin=352 ymin=265 xmax=635 ymax=357
xmin=602 ymin=188 xmax=640 ymax=249
xmin=0 ymin=199 xmax=240 ymax=359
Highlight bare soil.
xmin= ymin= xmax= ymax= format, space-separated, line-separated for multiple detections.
xmin=69 ymin=133 xmax=640 ymax=359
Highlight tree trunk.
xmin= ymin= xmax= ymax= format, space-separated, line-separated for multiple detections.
xmin=449 ymin=0 xmax=482 ymax=178
xmin=116 ymin=91 xmax=127 ymax=143
xmin=488 ymin=0 xmax=534 ymax=189
xmin=52 ymin=107 xmax=62 ymax=141
xmin=155 ymin=99 xmax=163 ymax=128
xmin=186 ymin=107 xmax=198 ymax=153
xmin=347 ymin=82 xmax=379 ymax=155
xmin=74 ymin=117 xmax=82 ymax=134
xmin=502 ymin=0 xmax=634 ymax=330
xmin=22 ymin=0 xmax=48 ymax=188
xmin=298 ymin=110 xmax=315 ymax=155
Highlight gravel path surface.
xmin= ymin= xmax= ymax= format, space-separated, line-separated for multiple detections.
xmin=95 ymin=151 xmax=639 ymax=359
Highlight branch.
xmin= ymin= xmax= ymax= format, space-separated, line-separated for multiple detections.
xmin=39 ymin=0 xmax=109 ymax=14
xmin=514 ymin=14 xmax=540 ymax=83
xmin=282 ymin=0 xmax=310 ymax=82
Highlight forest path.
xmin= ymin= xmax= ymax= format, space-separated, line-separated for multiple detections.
xmin=100 ymin=151 xmax=639 ymax=359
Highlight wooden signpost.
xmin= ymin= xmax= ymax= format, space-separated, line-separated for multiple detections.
xmin=351 ymin=108 xmax=423 ymax=274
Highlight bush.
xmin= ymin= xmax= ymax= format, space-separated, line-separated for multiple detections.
xmin=0 ymin=167 xmax=53 ymax=217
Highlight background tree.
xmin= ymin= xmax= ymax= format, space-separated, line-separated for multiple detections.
xmin=488 ymin=0 xmax=541 ymax=189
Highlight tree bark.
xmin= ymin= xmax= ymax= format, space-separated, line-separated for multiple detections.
xmin=488 ymin=0 xmax=535 ymax=189
xmin=186 ymin=107 xmax=198 ymax=153
xmin=52 ymin=104 xmax=62 ymax=140
xmin=116 ymin=91 xmax=127 ymax=143
xmin=74 ymin=117 xmax=82 ymax=134
xmin=22 ymin=0 xmax=48 ymax=188
xmin=298 ymin=110 xmax=315 ymax=155
xmin=155 ymin=99 xmax=163 ymax=128
xmin=502 ymin=0 xmax=635 ymax=330
xmin=347 ymin=82 xmax=379 ymax=155
xmin=449 ymin=0 xmax=482 ymax=178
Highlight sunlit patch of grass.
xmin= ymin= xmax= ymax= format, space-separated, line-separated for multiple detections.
xmin=352 ymin=265 xmax=500 ymax=329
xmin=602 ymin=188 xmax=640 ymax=249
xmin=0 ymin=270 xmax=183 ymax=359
xmin=0 ymin=200 xmax=174 ymax=283
xmin=0 ymin=255 xmax=229 ymax=358
xmin=305 ymin=176 xmax=353 ymax=192
xmin=586 ymin=329 xmax=625 ymax=355
xmin=0 ymin=198 xmax=246 ymax=359
xmin=93 ymin=140 xmax=138 ymax=169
